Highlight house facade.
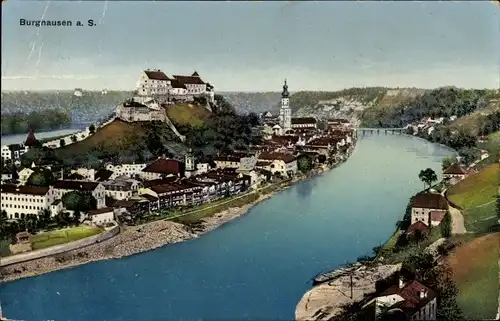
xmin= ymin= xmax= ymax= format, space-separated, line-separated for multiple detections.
xmin=0 ymin=185 xmax=57 ymax=219
xmin=53 ymin=180 xmax=106 ymax=209
xmin=442 ymin=163 xmax=468 ymax=185
xmin=411 ymin=192 xmax=448 ymax=225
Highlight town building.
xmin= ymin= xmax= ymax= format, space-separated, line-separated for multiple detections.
xmin=141 ymin=158 xmax=184 ymax=180
xmin=410 ymin=192 xmax=448 ymax=225
xmin=363 ymin=278 xmax=438 ymax=320
xmin=292 ymin=117 xmax=317 ymax=130
xmin=105 ymin=163 xmax=147 ymax=179
xmin=0 ymin=185 xmax=57 ymax=219
xmin=257 ymin=152 xmax=297 ymax=177
xmin=102 ymin=177 xmax=143 ymax=200
xmin=442 ymin=163 xmax=468 ymax=185
xmin=278 ymin=79 xmax=292 ymax=135
xmin=86 ymin=207 xmax=115 ymax=226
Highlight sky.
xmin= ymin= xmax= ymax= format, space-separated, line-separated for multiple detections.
xmin=1 ymin=1 xmax=499 ymax=91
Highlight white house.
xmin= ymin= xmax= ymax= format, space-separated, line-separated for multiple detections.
xmin=136 ymin=70 xmax=171 ymax=97
xmin=106 ymin=163 xmax=147 ymax=179
xmin=362 ymin=279 xmax=438 ymax=320
xmin=0 ymin=184 xmax=57 ymax=219
xmin=102 ymin=177 xmax=142 ymax=200
xmin=442 ymin=163 xmax=468 ymax=185
xmin=86 ymin=207 xmax=115 ymax=225
xmin=1 ymin=144 xmax=28 ymax=162
xmin=172 ymin=72 xmax=207 ymax=95
xmin=257 ymin=152 xmax=297 ymax=177
xmin=291 ymin=117 xmax=317 ymax=130
xmin=196 ymin=163 xmax=210 ymax=175
xmin=411 ymin=192 xmax=448 ymax=225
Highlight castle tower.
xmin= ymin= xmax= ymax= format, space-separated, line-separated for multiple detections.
xmin=279 ymin=79 xmax=292 ymax=135
xmin=184 ymin=149 xmax=196 ymax=178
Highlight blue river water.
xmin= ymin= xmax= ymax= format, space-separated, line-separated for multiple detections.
xmin=0 ymin=134 xmax=455 ymax=321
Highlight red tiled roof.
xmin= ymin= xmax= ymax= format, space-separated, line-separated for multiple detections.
xmin=173 ymin=75 xmax=205 ymax=85
xmin=430 ymin=211 xmax=446 ymax=223
xmin=1 ymin=184 xmax=50 ymax=196
xmin=443 ymin=163 xmax=467 ymax=175
xmin=143 ymin=158 xmax=182 ymax=175
xmin=144 ymin=70 xmax=170 ymax=81
xmin=143 ymin=177 xmax=178 ymax=188
xmin=411 ymin=193 xmax=448 ymax=210
xmin=292 ymin=117 xmax=317 ymax=124
xmin=381 ymin=280 xmax=437 ymax=315
xmin=53 ymin=180 xmax=99 ymax=191
xmin=406 ymin=221 xmax=429 ymax=234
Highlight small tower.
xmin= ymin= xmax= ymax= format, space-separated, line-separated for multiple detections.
xmin=184 ymin=149 xmax=196 ymax=178
xmin=25 ymin=127 xmax=38 ymax=148
xmin=279 ymin=79 xmax=292 ymax=135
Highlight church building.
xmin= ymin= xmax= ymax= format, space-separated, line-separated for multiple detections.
xmin=274 ymin=80 xmax=292 ymax=136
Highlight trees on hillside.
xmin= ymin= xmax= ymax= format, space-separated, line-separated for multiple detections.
xmin=496 ymin=195 xmax=500 ymax=221
xmin=418 ymin=168 xmax=438 ymax=189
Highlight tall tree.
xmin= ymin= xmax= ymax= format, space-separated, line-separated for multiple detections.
xmin=418 ymin=168 xmax=438 ymax=189
xmin=441 ymin=156 xmax=455 ymax=171
xmin=440 ymin=211 xmax=452 ymax=237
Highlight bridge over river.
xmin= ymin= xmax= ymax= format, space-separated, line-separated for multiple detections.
xmin=355 ymin=127 xmax=406 ymax=136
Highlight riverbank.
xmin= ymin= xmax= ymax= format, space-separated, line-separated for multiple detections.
xmin=0 ymin=149 xmax=352 ymax=283
xmin=0 ymin=191 xmax=277 ymax=283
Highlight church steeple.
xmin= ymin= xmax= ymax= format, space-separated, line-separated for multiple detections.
xmin=282 ymin=79 xmax=289 ymax=98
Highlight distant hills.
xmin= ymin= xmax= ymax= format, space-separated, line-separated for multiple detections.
xmin=2 ymin=88 xmax=498 ymax=135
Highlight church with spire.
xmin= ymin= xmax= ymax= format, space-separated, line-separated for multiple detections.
xmin=276 ymin=79 xmax=292 ymax=135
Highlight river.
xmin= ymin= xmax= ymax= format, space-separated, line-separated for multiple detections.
xmin=0 ymin=134 xmax=455 ymax=321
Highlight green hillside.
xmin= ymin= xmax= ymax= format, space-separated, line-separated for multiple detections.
xmin=166 ymin=103 xmax=212 ymax=127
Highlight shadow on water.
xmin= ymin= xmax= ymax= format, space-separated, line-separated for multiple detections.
xmin=296 ymin=179 xmax=316 ymax=199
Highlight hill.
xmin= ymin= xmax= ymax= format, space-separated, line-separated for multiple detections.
xmin=166 ymin=103 xmax=212 ymax=127
xmin=447 ymin=163 xmax=500 ymax=209
xmin=1 ymin=90 xmax=133 ymax=124
xmin=221 ymin=92 xmax=283 ymax=114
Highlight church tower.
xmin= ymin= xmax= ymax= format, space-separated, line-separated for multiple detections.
xmin=279 ymin=79 xmax=292 ymax=135
xmin=184 ymin=149 xmax=196 ymax=178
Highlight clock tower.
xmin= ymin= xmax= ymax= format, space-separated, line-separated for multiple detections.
xmin=279 ymin=79 xmax=292 ymax=134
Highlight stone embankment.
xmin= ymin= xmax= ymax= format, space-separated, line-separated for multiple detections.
xmin=295 ymin=263 xmax=402 ymax=321
xmin=0 ymin=193 xmax=275 ymax=283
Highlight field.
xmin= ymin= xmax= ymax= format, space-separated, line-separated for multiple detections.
xmin=62 ymin=120 xmax=147 ymax=153
xmin=463 ymin=202 xmax=498 ymax=234
xmin=447 ymin=233 xmax=500 ymax=320
xmin=447 ymin=164 xmax=500 ymax=209
xmin=166 ymin=103 xmax=212 ymax=127
xmin=30 ymin=226 xmax=103 ymax=250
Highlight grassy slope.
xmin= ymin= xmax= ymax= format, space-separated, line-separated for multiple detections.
xmin=61 ymin=119 xmax=147 ymax=154
xmin=464 ymin=202 xmax=497 ymax=234
xmin=166 ymin=103 xmax=212 ymax=127
xmin=447 ymin=163 xmax=500 ymax=209
xmin=447 ymin=232 xmax=500 ymax=319
xmin=30 ymin=226 xmax=103 ymax=250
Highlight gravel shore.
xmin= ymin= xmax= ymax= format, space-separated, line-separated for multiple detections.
xmin=0 ymin=193 xmax=275 ymax=283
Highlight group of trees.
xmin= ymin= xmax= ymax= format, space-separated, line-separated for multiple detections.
xmin=1 ymin=109 xmax=72 ymax=135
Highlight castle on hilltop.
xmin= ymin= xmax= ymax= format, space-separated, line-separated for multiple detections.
xmin=115 ymin=69 xmax=215 ymax=123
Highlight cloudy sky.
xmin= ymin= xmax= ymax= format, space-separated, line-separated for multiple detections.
xmin=1 ymin=1 xmax=499 ymax=91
